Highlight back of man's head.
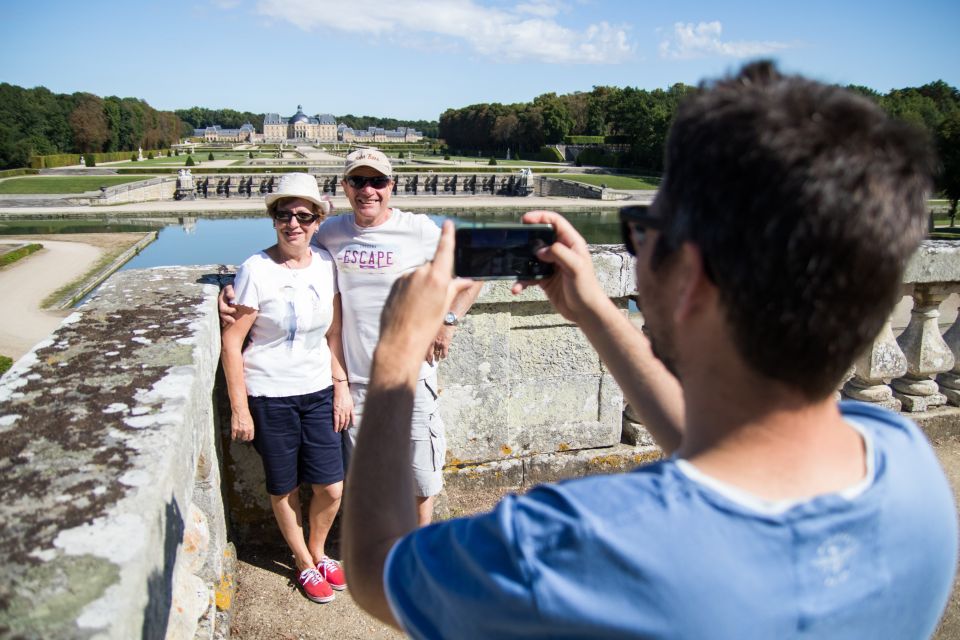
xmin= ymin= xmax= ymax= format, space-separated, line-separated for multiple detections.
xmin=655 ymin=61 xmax=934 ymax=398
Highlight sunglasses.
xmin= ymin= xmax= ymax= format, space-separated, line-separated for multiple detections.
xmin=273 ymin=211 xmax=321 ymax=224
xmin=619 ymin=205 xmax=664 ymax=256
xmin=345 ymin=175 xmax=392 ymax=189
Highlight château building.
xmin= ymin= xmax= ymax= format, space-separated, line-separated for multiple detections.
xmin=263 ymin=105 xmax=337 ymax=142
xmin=188 ymin=105 xmax=426 ymax=144
xmin=192 ymin=123 xmax=258 ymax=143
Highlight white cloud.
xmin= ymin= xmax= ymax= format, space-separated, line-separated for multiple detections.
xmin=212 ymin=0 xmax=242 ymax=8
xmin=659 ymin=21 xmax=791 ymax=60
xmin=255 ymin=0 xmax=632 ymax=64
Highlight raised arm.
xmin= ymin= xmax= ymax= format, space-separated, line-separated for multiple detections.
xmin=344 ymin=222 xmax=474 ymax=627
xmin=514 ymin=210 xmax=686 ymax=454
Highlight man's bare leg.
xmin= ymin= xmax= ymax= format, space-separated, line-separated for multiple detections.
xmin=416 ymin=495 xmax=434 ymax=527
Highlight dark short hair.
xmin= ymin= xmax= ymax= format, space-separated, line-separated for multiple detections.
xmin=654 ymin=61 xmax=934 ymax=398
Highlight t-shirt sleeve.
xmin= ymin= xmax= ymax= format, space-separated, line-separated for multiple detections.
xmin=232 ymin=260 xmax=260 ymax=310
xmin=419 ymin=215 xmax=441 ymax=261
xmin=384 ymin=494 xmax=543 ymax=639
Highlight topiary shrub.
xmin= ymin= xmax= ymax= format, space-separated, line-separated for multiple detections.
xmin=130 ymin=153 xmax=139 ymax=162
xmin=444 ymin=155 xmax=451 ymax=160
xmin=147 ymin=151 xmax=155 ymax=160
xmin=208 ymin=152 xmax=215 ymax=162
xmin=175 ymin=149 xmax=181 ymax=156
xmin=248 ymin=151 xmax=254 ymax=159
xmin=488 ymin=157 xmax=497 ymax=165
xmin=84 ymin=153 xmax=96 ymax=167
xmin=185 ymin=155 xmax=195 ymax=167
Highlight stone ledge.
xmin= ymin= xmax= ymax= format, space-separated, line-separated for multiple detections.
xmin=435 ymin=443 xmax=662 ymax=519
xmin=0 ymin=266 xmax=226 ymax=639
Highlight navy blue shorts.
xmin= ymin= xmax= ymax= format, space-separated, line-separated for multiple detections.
xmin=248 ymin=386 xmax=344 ymax=495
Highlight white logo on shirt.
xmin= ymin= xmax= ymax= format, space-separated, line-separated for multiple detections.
xmin=813 ymin=533 xmax=858 ymax=587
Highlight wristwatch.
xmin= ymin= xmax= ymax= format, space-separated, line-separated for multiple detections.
xmin=443 ymin=311 xmax=459 ymax=326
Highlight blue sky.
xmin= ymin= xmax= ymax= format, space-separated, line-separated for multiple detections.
xmin=1 ymin=0 xmax=957 ymax=121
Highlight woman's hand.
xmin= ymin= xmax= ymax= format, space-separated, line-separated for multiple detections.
xmin=333 ymin=381 xmax=354 ymax=432
xmin=231 ymin=410 xmax=255 ymax=442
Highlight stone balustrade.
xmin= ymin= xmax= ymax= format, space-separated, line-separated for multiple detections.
xmin=1 ymin=241 xmax=958 ymax=638
xmin=843 ymin=240 xmax=960 ymax=415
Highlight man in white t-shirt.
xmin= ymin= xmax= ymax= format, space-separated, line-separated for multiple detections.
xmin=222 ymin=149 xmax=481 ymax=526
xmin=315 ymin=148 xmax=482 ymax=526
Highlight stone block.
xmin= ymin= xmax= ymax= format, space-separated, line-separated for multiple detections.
xmin=507 ymin=376 xmax=621 ymax=456
xmin=438 ymin=311 xmax=510 ymax=386
xmin=522 ymin=444 xmax=662 ymax=488
xmin=435 ymin=458 xmax=523 ymax=520
xmin=508 ymin=322 xmax=600 ymax=380
xmin=903 ymin=240 xmax=960 ymax=284
xmin=439 ymin=382 xmax=510 ymax=464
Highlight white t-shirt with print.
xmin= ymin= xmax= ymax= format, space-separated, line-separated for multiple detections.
xmin=314 ymin=209 xmax=440 ymax=383
xmin=233 ymin=246 xmax=338 ymax=397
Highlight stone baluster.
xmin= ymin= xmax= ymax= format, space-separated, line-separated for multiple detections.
xmin=938 ymin=298 xmax=960 ymax=406
xmin=892 ymin=285 xmax=955 ymax=411
xmin=842 ymin=318 xmax=907 ymax=411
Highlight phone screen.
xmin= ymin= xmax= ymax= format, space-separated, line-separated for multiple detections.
xmin=454 ymin=224 xmax=555 ymax=280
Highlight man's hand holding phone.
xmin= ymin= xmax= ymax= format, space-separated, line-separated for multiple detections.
xmin=511 ymin=211 xmax=611 ymax=326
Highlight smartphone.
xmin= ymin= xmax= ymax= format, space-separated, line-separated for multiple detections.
xmin=454 ymin=223 xmax=555 ymax=280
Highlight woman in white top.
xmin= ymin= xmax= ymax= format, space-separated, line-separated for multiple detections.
xmin=221 ymin=173 xmax=351 ymax=604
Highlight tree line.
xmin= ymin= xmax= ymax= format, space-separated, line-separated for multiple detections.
xmin=439 ymin=81 xmax=960 ymax=212
xmin=0 ymin=83 xmax=185 ymax=169
xmin=0 ymin=85 xmax=441 ymax=170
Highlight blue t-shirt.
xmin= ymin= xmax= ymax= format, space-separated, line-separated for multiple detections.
xmin=384 ymin=402 xmax=957 ymax=639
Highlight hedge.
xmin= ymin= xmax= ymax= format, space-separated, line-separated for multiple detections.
xmin=29 ymin=150 xmax=165 ymax=169
xmin=532 ymin=146 xmax=565 ymax=163
xmin=575 ymin=147 xmax=622 ymax=168
xmin=564 ymin=135 xmax=605 ymax=145
xmin=0 ymin=168 xmax=40 ymax=179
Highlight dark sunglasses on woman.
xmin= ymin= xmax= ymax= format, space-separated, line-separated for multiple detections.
xmin=273 ymin=211 xmax=321 ymax=224
xmin=345 ymin=175 xmax=392 ymax=189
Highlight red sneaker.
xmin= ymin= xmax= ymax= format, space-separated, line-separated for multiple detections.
xmin=297 ymin=567 xmax=334 ymax=603
xmin=318 ymin=556 xmax=347 ymax=591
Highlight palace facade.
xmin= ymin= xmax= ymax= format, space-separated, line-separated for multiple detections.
xmin=190 ymin=106 xmax=426 ymax=144
xmin=263 ymin=106 xmax=337 ymax=142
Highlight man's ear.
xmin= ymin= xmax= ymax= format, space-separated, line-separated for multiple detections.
xmin=673 ymin=243 xmax=716 ymax=323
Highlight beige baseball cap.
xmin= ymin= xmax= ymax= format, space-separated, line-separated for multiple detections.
xmin=264 ymin=173 xmax=330 ymax=214
xmin=343 ymin=148 xmax=393 ymax=177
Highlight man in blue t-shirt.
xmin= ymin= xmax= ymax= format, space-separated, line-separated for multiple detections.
xmin=341 ymin=62 xmax=958 ymax=638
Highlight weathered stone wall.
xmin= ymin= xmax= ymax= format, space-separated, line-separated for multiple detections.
xmin=86 ymin=178 xmax=177 ymax=206
xmin=0 ymin=267 xmax=229 ymax=639
xmin=535 ymin=176 xmax=628 ymax=200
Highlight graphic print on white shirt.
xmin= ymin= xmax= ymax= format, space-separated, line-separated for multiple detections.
xmin=337 ymin=242 xmax=402 ymax=274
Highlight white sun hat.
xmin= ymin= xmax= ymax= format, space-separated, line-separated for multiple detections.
xmin=343 ymin=148 xmax=393 ymax=177
xmin=265 ymin=172 xmax=330 ymax=214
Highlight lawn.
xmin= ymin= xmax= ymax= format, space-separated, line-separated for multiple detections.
xmin=560 ymin=174 xmax=661 ymax=190
xmin=0 ymin=176 xmax=151 ymax=194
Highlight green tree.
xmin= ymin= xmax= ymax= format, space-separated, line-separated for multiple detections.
xmin=937 ymin=110 xmax=960 ymax=226
xmin=68 ymin=93 xmax=109 ymax=153
xmin=185 ymin=155 xmax=195 ymax=166
xmin=208 ymin=151 xmax=215 ymax=161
